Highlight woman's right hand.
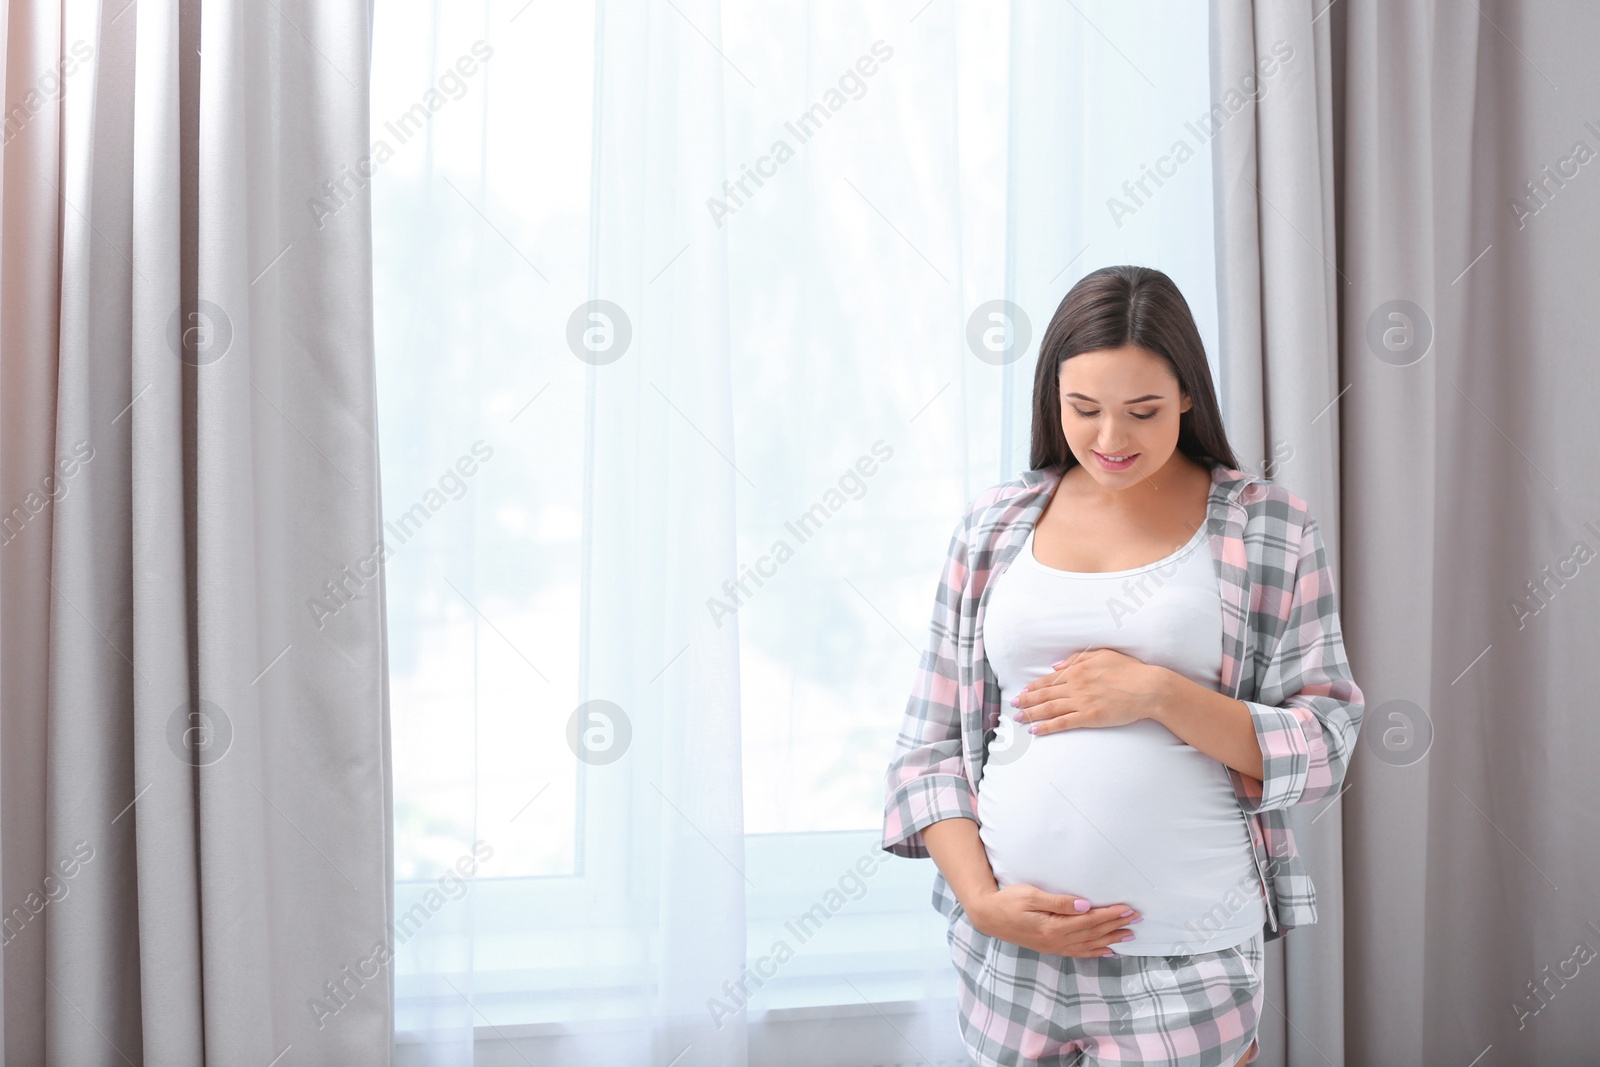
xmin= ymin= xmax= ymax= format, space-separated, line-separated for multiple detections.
xmin=966 ymin=884 xmax=1139 ymax=958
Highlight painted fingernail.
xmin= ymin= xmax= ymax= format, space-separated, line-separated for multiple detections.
xmin=1074 ymin=899 xmax=1090 ymax=912
xmin=1012 ymin=712 xmax=1023 ymax=721
xmin=1101 ymin=951 xmax=1115 ymax=957
xmin=1119 ymin=934 xmax=1135 ymax=942
xmin=1028 ymin=724 xmax=1039 ymax=734
xmin=1010 ymin=696 xmax=1019 ymax=707
xmin=1128 ymin=916 xmax=1144 ymax=924
xmin=1119 ymin=909 xmax=1134 ymax=917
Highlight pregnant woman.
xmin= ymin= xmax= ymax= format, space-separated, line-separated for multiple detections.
xmin=881 ymin=265 xmax=1364 ymax=1067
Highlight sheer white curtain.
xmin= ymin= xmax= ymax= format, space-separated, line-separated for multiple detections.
xmin=370 ymin=2 xmax=1217 ymax=1064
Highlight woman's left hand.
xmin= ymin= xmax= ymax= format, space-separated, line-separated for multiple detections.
xmin=1011 ymin=648 xmax=1173 ymax=734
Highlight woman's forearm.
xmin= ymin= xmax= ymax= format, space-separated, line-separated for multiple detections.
xmin=1149 ymin=667 xmax=1266 ymax=781
xmin=921 ymin=816 xmax=999 ymax=912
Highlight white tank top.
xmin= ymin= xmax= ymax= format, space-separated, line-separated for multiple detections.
xmin=975 ymin=518 xmax=1265 ymax=955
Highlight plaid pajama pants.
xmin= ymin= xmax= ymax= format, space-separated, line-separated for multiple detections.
xmin=947 ymin=903 xmax=1265 ymax=1067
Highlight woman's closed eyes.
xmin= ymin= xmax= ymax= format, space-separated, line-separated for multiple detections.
xmin=1071 ymin=407 xmax=1157 ymax=420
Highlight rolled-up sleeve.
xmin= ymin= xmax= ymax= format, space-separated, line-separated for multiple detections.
xmin=1230 ymin=515 xmax=1365 ymax=814
xmin=881 ymin=509 xmax=979 ymax=859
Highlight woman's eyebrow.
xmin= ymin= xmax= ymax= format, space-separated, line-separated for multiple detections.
xmin=1063 ymin=392 xmax=1165 ymax=403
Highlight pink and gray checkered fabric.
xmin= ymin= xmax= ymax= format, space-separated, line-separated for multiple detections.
xmin=949 ymin=898 xmax=1265 ymax=1066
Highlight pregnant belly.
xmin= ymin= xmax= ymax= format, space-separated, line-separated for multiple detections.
xmin=976 ymin=718 xmax=1264 ymax=955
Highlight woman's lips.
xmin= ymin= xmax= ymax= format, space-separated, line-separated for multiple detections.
xmin=1092 ymin=449 xmax=1139 ymax=471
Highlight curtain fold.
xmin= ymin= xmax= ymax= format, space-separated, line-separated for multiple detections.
xmin=0 ymin=0 xmax=63 ymax=1056
xmin=1207 ymin=5 xmax=1351 ymax=1063
xmin=1330 ymin=4 xmax=1476 ymax=1062
xmin=584 ymin=0 xmax=749 ymax=1059
xmin=1 ymin=2 xmax=392 ymax=1064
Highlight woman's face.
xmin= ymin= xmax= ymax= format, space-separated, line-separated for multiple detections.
xmin=1057 ymin=345 xmax=1193 ymax=488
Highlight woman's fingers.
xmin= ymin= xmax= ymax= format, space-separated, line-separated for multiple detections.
xmin=1036 ymin=904 xmax=1138 ymax=956
xmin=1038 ymin=669 xmax=1072 ymax=691
xmin=1072 ymin=907 xmax=1136 ymax=952
xmin=1083 ymin=911 xmax=1135 ymax=944
xmin=1032 ymin=892 xmax=1136 ymax=923
xmin=1012 ymin=889 xmax=1140 ymax=957
xmin=1074 ymin=925 xmax=1135 ymax=957
xmin=1016 ymin=699 xmax=1085 ymax=726
xmin=1031 ymin=890 xmax=1096 ymax=915
xmin=1013 ymin=696 xmax=1053 ymax=722
xmin=1028 ymin=709 xmax=1086 ymax=735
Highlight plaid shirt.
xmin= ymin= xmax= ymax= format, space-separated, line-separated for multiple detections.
xmin=881 ymin=462 xmax=1365 ymax=945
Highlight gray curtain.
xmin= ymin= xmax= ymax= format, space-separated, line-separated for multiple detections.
xmin=0 ymin=2 xmax=392 ymax=1065
xmin=1213 ymin=1 xmax=1600 ymax=1064
xmin=1210 ymin=5 xmax=1347 ymax=1059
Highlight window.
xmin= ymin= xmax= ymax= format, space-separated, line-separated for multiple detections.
xmin=373 ymin=0 xmax=1219 ymax=1051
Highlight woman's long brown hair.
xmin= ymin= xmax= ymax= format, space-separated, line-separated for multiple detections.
xmin=1029 ymin=264 xmax=1241 ymax=473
